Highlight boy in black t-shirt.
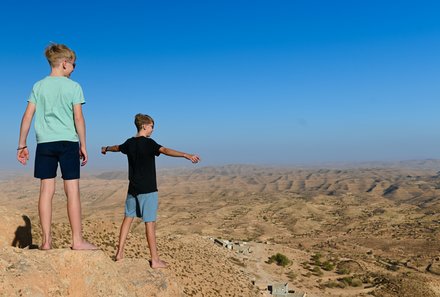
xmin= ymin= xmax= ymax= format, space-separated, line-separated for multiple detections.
xmin=101 ymin=114 xmax=200 ymax=268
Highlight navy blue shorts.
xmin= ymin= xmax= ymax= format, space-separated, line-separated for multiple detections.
xmin=34 ymin=141 xmax=80 ymax=180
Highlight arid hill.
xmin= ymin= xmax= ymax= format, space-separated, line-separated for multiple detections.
xmin=2 ymin=162 xmax=440 ymax=296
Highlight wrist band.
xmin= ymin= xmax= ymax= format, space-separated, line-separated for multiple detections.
xmin=17 ymin=146 xmax=27 ymax=150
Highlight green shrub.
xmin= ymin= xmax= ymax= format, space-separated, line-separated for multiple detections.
xmin=324 ymin=277 xmax=363 ymax=289
xmin=323 ymin=281 xmax=340 ymax=288
xmin=312 ymin=266 xmax=323 ymax=276
xmin=311 ymin=253 xmax=322 ymax=265
xmin=350 ymin=278 xmax=363 ymax=287
xmin=340 ymin=277 xmax=353 ymax=286
xmin=336 ymin=267 xmax=351 ymax=275
xmin=268 ymin=253 xmax=291 ymax=267
xmin=338 ymin=276 xmax=362 ymax=287
xmin=321 ymin=261 xmax=335 ymax=271
xmin=286 ymin=270 xmax=297 ymax=281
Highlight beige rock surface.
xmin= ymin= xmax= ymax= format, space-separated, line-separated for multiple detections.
xmin=0 ymin=206 xmax=182 ymax=297
xmin=428 ymin=258 xmax=440 ymax=276
xmin=0 ymin=247 xmax=182 ymax=297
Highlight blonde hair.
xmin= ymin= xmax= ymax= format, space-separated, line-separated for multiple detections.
xmin=44 ymin=43 xmax=76 ymax=67
xmin=134 ymin=114 xmax=154 ymax=132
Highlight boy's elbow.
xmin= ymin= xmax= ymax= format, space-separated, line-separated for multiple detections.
xmin=74 ymin=114 xmax=85 ymax=124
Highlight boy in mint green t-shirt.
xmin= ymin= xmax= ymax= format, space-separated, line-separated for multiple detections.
xmin=17 ymin=43 xmax=98 ymax=250
xmin=29 ymin=75 xmax=85 ymax=144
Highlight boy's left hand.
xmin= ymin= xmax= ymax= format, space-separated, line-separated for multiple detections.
xmin=187 ymin=154 xmax=201 ymax=164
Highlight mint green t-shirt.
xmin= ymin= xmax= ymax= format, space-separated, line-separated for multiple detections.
xmin=28 ymin=76 xmax=85 ymax=144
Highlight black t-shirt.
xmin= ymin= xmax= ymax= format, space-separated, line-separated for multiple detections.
xmin=119 ymin=136 xmax=162 ymax=196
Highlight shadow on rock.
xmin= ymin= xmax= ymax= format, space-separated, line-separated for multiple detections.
xmin=11 ymin=215 xmax=38 ymax=249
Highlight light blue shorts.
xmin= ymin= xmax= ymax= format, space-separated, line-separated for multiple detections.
xmin=125 ymin=192 xmax=158 ymax=222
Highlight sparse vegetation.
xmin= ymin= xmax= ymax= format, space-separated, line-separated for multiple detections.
xmin=312 ymin=266 xmax=323 ymax=276
xmin=303 ymin=272 xmax=312 ymax=278
xmin=301 ymin=261 xmax=311 ymax=270
xmin=351 ymin=278 xmax=363 ymax=287
xmin=309 ymin=253 xmax=335 ymax=272
xmin=311 ymin=253 xmax=322 ymax=266
xmin=267 ymin=253 xmax=291 ymax=267
xmin=321 ymin=276 xmax=364 ymax=289
xmin=321 ymin=260 xmax=335 ymax=271
xmin=286 ymin=270 xmax=297 ymax=281
xmin=322 ymin=280 xmax=345 ymax=289
xmin=229 ymin=257 xmax=246 ymax=267
xmin=339 ymin=276 xmax=363 ymax=287
xmin=337 ymin=267 xmax=351 ymax=275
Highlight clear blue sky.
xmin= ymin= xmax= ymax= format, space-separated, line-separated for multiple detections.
xmin=2 ymin=0 xmax=440 ymax=171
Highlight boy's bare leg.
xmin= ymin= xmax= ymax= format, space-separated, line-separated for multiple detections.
xmin=115 ymin=216 xmax=134 ymax=261
xmin=64 ymin=179 xmax=98 ymax=250
xmin=146 ymin=221 xmax=167 ymax=269
xmin=39 ymin=178 xmax=55 ymax=250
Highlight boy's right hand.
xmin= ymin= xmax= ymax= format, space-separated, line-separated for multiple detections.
xmin=80 ymin=146 xmax=88 ymax=166
xmin=101 ymin=146 xmax=107 ymax=155
xmin=17 ymin=147 xmax=29 ymax=165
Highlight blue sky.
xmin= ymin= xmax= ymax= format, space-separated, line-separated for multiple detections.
xmin=2 ymin=1 xmax=440 ymax=171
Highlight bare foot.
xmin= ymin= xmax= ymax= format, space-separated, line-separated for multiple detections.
xmin=150 ymin=259 xmax=168 ymax=269
xmin=71 ymin=241 xmax=99 ymax=250
xmin=39 ymin=244 xmax=51 ymax=250
xmin=114 ymin=254 xmax=123 ymax=261
xmin=39 ymin=239 xmax=52 ymax=250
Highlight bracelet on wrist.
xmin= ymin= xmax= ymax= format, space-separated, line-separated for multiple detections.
xmin=17 ymin=146 xmax=27 ymax=150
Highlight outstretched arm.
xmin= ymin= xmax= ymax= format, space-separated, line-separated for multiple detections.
xmin=101 ymin=145 xmax=120 ymax=155
xmin=159 ymin=147 xmax=200 ymax=163
xmin=17 ymin=102 xmax=36 ymax=165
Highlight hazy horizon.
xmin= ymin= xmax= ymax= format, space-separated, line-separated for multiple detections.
xmin=3 ymin=158 xmax=440 ymax=179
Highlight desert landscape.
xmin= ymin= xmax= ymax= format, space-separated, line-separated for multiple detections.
xmin=2 ymin=161 xmax=440 ymax=296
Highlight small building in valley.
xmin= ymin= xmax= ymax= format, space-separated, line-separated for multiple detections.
xmin=212 ymin=238 xmax=251 ymax=254
xmin=269 ymin=283 xmax=306 ymax=297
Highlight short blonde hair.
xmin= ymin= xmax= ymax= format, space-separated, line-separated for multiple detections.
xmin=134 ymin=114 xmax=154 ymax=132
xmin=44 ymin=43 xmax=76 ymax=67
